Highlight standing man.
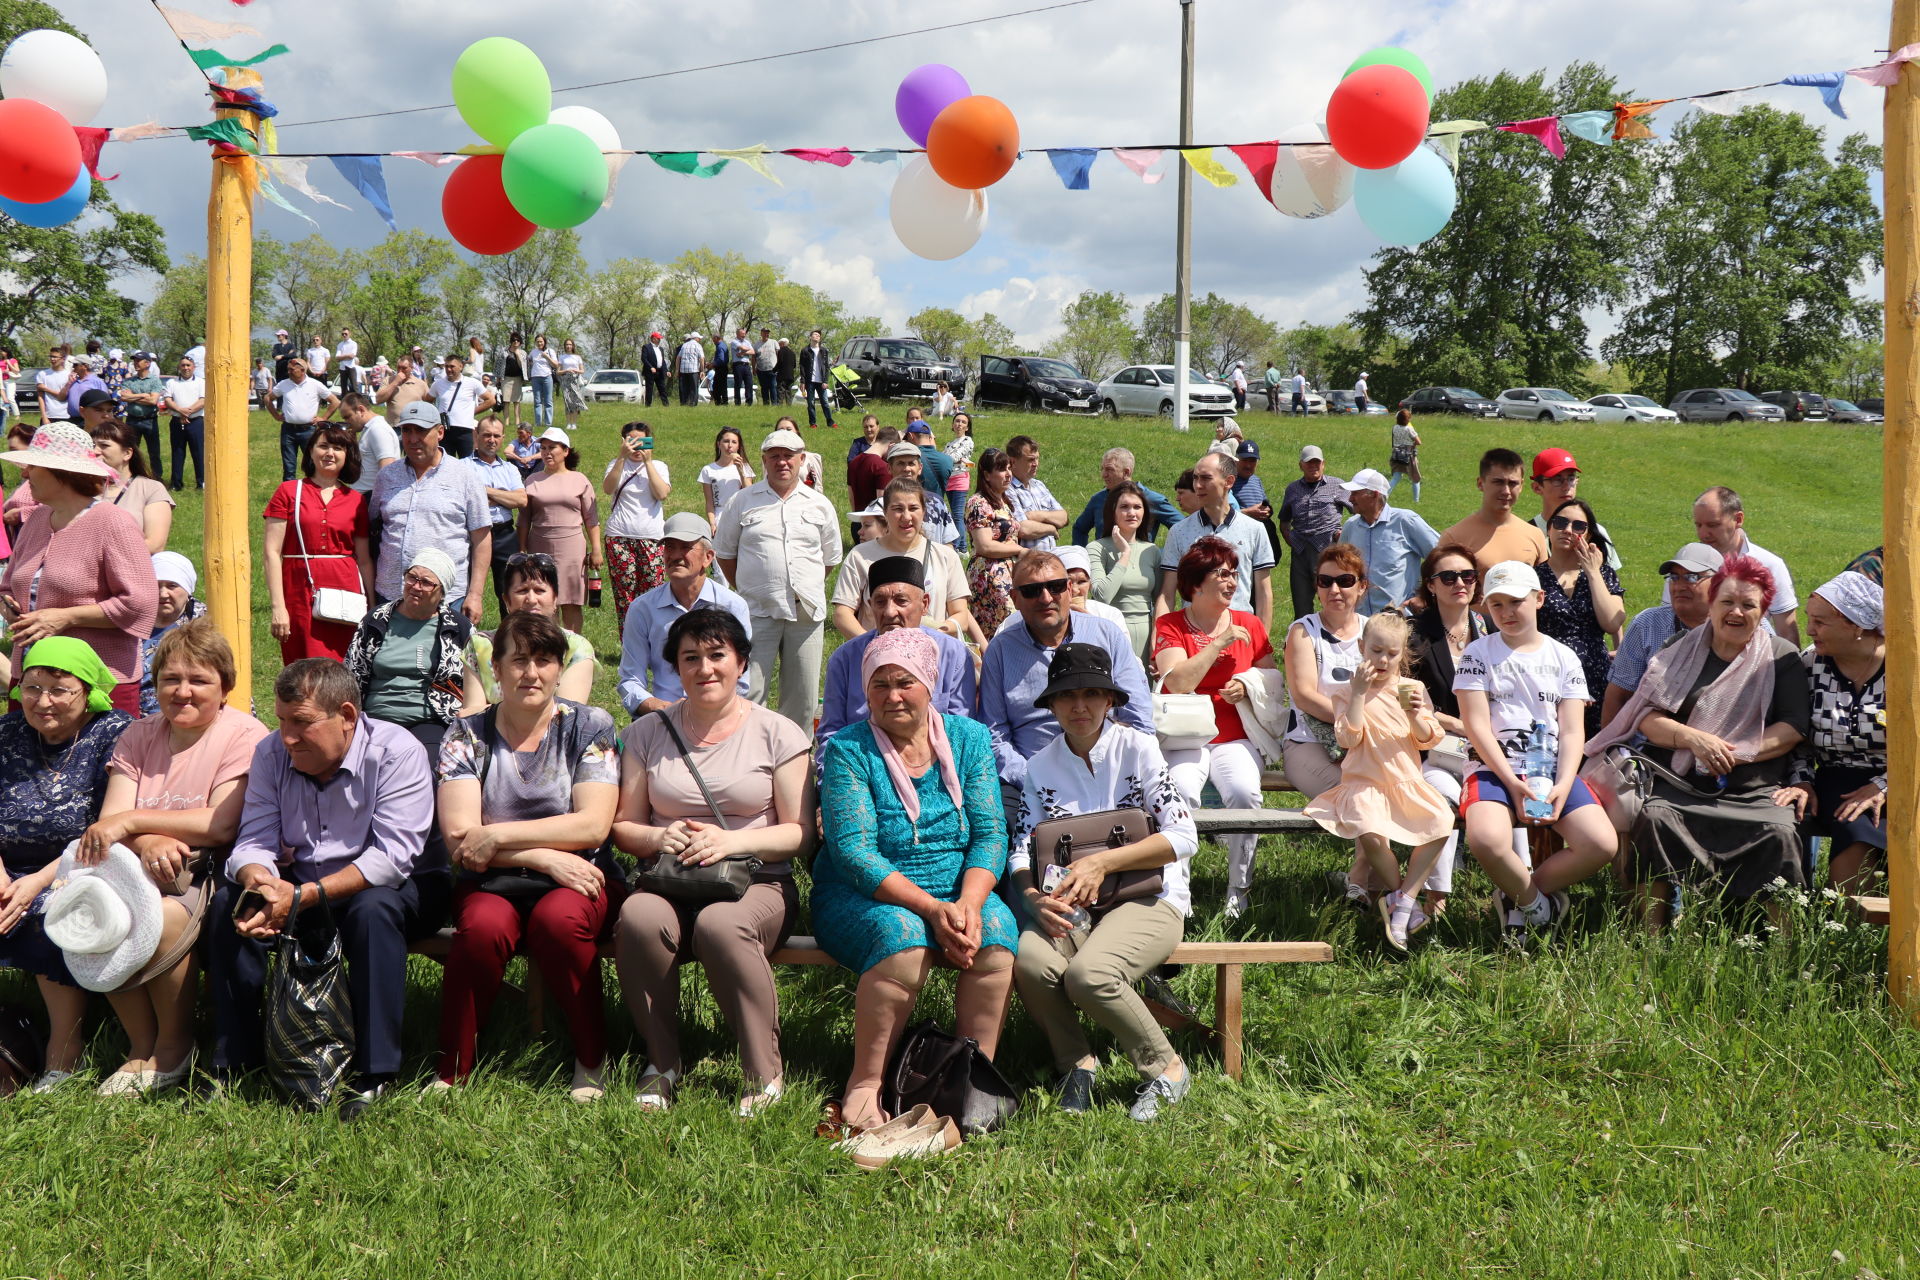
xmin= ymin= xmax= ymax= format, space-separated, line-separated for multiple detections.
xmin=1290 ymin=368 xmax=1308 ymax=416
xmin=339 ymin=392 xmax=398 ymax=501
xmin=1263 ymin=360 xmax=1282 ymax=413
xmin=430 ymin=354 xmax=493 ymax=460
xmin=304 ymin=333 xmax=331 ymax=386
xmin=270 ymin=328 xmax=296 ymax=382
xmin=1338 ymin=468 xmax=1440 ymax=616
xmin=755 ymin=327 xmax=779 ymax=405
xmin=267 ymin=356 xmax=340 ymax=481
xmin=1156 ymin=451 xmax=1275 ymax=633
xmin=1228 ymin=361 xmax=1248 ymax=412
xmin=161 ymin=355 xmax=206 ymax=492
xmin=371 ymin=401 xmax=493 ymax=623
xmin=376 ymin=354 xmax=432 ymax=427
xmin=799 ymin=329 xmax=837 ymax=429
xmin=616 ymin=513 xmax=753 ymax=718
xmin=639 ymin=331 xmax=669 ymax=407
xmin=731 ymin=327 xmax=756 ymax=405
xmin=1440 ymin=448 xmax=1550 ymax=576
xmin=775 ymin=337 xmax=797 ymax=404
xmin=1005 ymin=434 xmax=1069 ymax=551
xmin=1527 ymin=448 xmax=1621 ymax=572
xmin=335 ymin=328 xmax=360 ymax=396
xmin=713 ymin=426 xmax=843 ymax=728
xmin=465 ymin=415 xmax=527 ymax=608
xmin=1276 ymin=445 xmax=1352 ymax=620
xmin=1070 ymin=447 xmax=1181 ymax=546
xmin=710 ymin=332 xmax=732 ymax=407
xmin=117 ymin=350 xmax=166 ymax=480
xmin=676 ymin=331 xmax=704 ymax=406
xmin=1689 ymin=485 xmax=1800 ymax=643
xmin=1353 ymin=371 xmax=1370 ymax=414
xmin=1600 ymin=541 xmax=1724 ymax=729
xmin=34 ymin=343 xmax=73 ymax=425
xmin=1230 ymin=439 xmax=1281 ymax=561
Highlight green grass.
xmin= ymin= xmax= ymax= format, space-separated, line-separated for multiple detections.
xmin=5 ymin=404 xmax=1909 ymax=1279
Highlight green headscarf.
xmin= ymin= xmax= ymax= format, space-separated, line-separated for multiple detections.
xmin=12 ymin=637 xmax=115 ymax=713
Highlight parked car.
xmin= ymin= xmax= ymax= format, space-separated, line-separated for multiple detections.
xmin=837 ymin=336 xmax=967 ymax=401
xmin=1823 ymin=397 xmax=1884 ymax=424
xmin=1399 ymin=386 xmax=1497 ymax=417
xmin=583 ymin=368 xmax=645 ymax=404
xmin=1582 ymin=393 xmax=1680 ymax=423
xmin=1859 ymin=397 xmax=1885 ymax=415
xmin=1668 ymin=388 xmax=1786 ymax=423
xmin=1096 ymin=365 xmax=1237 ymax=419
xmin=1326 ymin=389 xmax=1387 ymax=415
xmin=976 ymin=355 xmax=1099 ymax=413
xmin=1494 ymin=387 xmax=1597 ymax=423
xmin=1759 ymin=390 xmax=1830 ymax=422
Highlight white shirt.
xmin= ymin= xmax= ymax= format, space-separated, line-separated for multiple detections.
xmin=304 ymin=346 xmax=329 ymax=375
xmin=677 ymin=341 xmax=704 ymax=373
xmin=1452 ymin=632 xmax=1589 ymax=778
xmin=557 ymin=353 xmax=584 ymax=376
xmin=272 ymin=376 xmax=329 ymax=424
xmin=529 ymin=347 xmax=554 ymax=378
xmin=604 ymin=458 xmax=669 ymax=540
xmin=35 ymin=366 xmax=71 ymax=419
xmin=1355 ymin=376 xmax=1368 ymax=396
xmin=352 ymin=418 xmax=401 ymax=494
xmin=432 ymin=374 xmax=485 ymax=428
xmin=732 ymin=340 xmax=754 ymax=364
xmin=755 ymin=341 xmax=778 ymax=372
xmin=1292 ymin=373 xmax=1306 ymax=394
xmin=1230 ymin=367 xmax=1247 ymax=391
xmin=335 ymin=338 xmax=359 ymax=368
xmin=163 ymin=376 xmax=205 ymax=415
xmin=712 ymin=481 xmax=844 ymax=622
xmin=1010 ymin=722 xmax=1199 ymax=917
xmin=698 ymin=461 xmax=755 ymax=514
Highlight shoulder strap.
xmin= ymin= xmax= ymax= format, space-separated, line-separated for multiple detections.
xmin=476 ymin=707 xmax=497 ymax=790
xmin=651 ymin=708 xmax=731 ymax=831
xmin=289 ymin=481 xmax=319 ymax=595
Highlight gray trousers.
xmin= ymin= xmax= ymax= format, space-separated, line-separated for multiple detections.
xmin=746 ymin=614 xmax=825 ymax=729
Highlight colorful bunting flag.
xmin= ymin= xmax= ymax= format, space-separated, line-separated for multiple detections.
xmin=1498 ymin=116 xmax=1565 ymax=159
xmin=1179 ymin=147 xmax=1239 ymax=188
xmin=1851 ymin=43 xmax=1920 ymax=87
xmin=111 ymin=121 xmax=172 ymax=141
xmin=858 ymin=150 xmax=902 ymax=165
xmin=262 ymin=156 xmax=348 ymax=210
xmin=711 ymin=145 xmax=780 ymax=184
xmin=601 ymin=153 xmax=629 ymax=211
xmin=73 ymin=128 xmax=118 ymax=180
xmin=1687 ymin=93 xmax=1752 ymax=117
xmin=393 ymin=151 xmax=460 ymax=167
xmin=782 ymin=148 xmax=855 ymax=167
xmin=187 ymin=44 xmax=289 ymax=71
xmin=1226 ymin=143 xmax=1278 ymax=202
xmin=259 ymin=175 xmax=316 ymax=225
xmin=156 ymin=4 xmax=260 ymax=42
xmin=1427 ymin=120 xmax=1488 ymax=136
xmin=1047 ymin=148 xmax=1098 ymax=190
xmin=1557 ymin=110 xmax=1615 ymax=144
xmin=1783 ymin=72 xmax=1848 ymax=119
xmin=1612 ymin=100 xmax=1671 ymax=141
xmin=1112 ymin=148 xmax=1167 ymax=184
xmin=184 ymin=117 xmax=255 ymax=149
xmin=652 ymin=152 xmax=730 ymax=178
xmin=1427 ymin=134 xmax=1463 ymax=172
xmin=328 ymin=155 xmax=395 ymax=229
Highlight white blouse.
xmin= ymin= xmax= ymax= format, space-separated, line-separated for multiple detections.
xmin=1012 ymin=721 xmax=1198 ymax=916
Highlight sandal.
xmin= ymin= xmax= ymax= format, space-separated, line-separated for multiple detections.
xmin=634 ymin=1066 xmax=678 ymax=1112
xmin=815 ymin=1098 xmax=865 ymax=1141
xmin=737 ymin=1079 xmax=783 ymax=1118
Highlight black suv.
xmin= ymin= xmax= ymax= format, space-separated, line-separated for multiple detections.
xmin=837 ymin=336 xmax=967 ymax=401
xmin=976 ymin=354 xmax=1099 ymax=412
xmin=1758 ymin=390 xmax=1829 ymax=422
xmin=1397 ymin=385 xmax=1497 ymax=417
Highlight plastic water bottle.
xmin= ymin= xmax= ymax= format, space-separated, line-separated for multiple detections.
xmin=1520 ymin=721 xmax=1556 ymax=821
xmin=1042 ymin=864 xmax=1092 ymax=934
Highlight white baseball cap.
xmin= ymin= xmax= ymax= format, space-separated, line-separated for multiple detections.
xmin=1482 ymin=561 xmax=1542 ymax=601
xmin=1342 ymin=468 xmax=1390 ymax=498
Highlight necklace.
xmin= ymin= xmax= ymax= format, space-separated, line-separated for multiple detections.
xmin=31 ymin=728 xmax=83 ymax=804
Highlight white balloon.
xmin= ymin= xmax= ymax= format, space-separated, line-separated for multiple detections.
xmin=889 ymin=155 xmax=988 ymax=261
xmin=1268 ymin=122 xmax=1354 ymax=220
xmin=0 ymin=29 xmax=109 ymax=126
xmin=548 ymin=105 xmax=621 ymax=155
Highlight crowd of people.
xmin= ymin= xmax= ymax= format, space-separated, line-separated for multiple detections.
xmin=0 ymin=359 xmax=1888 ymax=1138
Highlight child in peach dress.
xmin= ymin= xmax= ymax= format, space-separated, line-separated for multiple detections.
xmin=1304 ymin=612 xmax=1455 ymax=950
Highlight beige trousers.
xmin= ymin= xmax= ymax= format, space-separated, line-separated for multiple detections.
xmin=1014 ymin=897 xmax=1185 ymax=1079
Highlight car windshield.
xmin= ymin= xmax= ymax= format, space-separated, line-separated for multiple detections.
xmin=1151 ymin=369 xmax=1217 ymax=386
xmin=594 ymin=370 xmax=637 ymax=384
xmin=1445 ymin=388 xmax=1486 ymax=399
xmin=878 ymin=340 xmax=941 ymax=363
xmin=1723 ymin=389 xmax=1762 ymax=402
xmin=1021 ymin=358 xmax=1082 ymax=380
xmin=1618 ymin=395 xmax=1661 ymax=407
xmin=1826 ymin=398 xmax=1860 ymax=412
xmin=1536 ymin=388 xmax=1578 ymax=402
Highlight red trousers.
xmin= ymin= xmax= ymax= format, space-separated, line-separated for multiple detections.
xmin=435 ymin=882 xmax=618 ymax=1082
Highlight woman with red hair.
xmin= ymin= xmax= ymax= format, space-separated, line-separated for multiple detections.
xmin=1587 ymin=555 xmax=1810 ymax=926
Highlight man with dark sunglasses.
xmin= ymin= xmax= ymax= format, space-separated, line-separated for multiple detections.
xmin=1338 ymin=468 xmax=1438 ymax=616
xmin=1598 ymin=541 xmax=1724 ymax=731
xmin=1527 ymin=448 xmax=1620 ymax=573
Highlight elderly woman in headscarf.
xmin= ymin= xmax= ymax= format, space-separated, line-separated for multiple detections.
xmin=1774 ymin=571 xmax=1887 ymax=893
xmin=812 ymin=626 xmax=1013 ymax=1133
xmin=1587 ymin=555 xmax=1810 ymax=926
xmin=343 ymin=546 xmax=473 ymax=756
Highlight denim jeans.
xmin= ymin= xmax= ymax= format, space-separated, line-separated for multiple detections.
xmin=804 ymin=381 xmax=835 ymax=426
xmin=279 ymin=423 xmax=313 ymax=481
xmin=532 ymin=375 xmax=553 ymax=426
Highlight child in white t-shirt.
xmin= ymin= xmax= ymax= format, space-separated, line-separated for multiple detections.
xmin=1453 ymin=560 xmax=1618 ymax=931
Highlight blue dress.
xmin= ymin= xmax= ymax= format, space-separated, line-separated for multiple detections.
xmin=812 ymin=716 xmax=1014 ymax=974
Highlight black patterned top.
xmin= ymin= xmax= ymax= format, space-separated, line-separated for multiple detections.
xmin=1789 ymin=651 xmax=1886 ymax=786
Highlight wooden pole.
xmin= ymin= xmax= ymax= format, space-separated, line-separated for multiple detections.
xmin=1886 ymin=0 xmax=1920 ymax=1014
xmin=203 ymin=105 xmax=254 ymax=711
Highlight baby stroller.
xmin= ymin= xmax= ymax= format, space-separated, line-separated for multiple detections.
xmin=829 ymin=363 xmax=864 ymax=411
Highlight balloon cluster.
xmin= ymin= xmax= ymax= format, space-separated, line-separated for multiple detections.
xmin=1324 ymin=47 xmax=1455 ymax=248
xmin=443 ymin=38 xmax=622 ymax=255
xmin=0 ymin=30 xmax=106 ymax=228
xmin=889 ymin=65 xmax=1018 ymax=261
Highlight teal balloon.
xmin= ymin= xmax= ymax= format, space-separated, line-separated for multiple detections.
xmin=452 ymin=37 xmax=551 ymax=147
xmin=501 ymin=123 xmax=609 ymax=229
xmin=1352 ymin=145 xmax=1455 ymax=247
xmin=1344 ymin=47 xmax=1434 ymax=99
xmin=0 ymin=165 xmax=88 ymax=227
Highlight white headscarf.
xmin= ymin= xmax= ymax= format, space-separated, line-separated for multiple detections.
xmin=1813 ymin=571 xmax=1883 ymax=633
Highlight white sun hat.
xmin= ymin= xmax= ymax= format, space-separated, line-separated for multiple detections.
xmin=42 ymin=842 xmax=163 ymax=992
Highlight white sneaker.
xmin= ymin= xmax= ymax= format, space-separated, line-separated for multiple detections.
xmin=1382 ymin=893 xmax=1412 ymax=953
xmin=1129 ymin=1069 xmax=1190 ymax=1122
xmin=1224 ymin=887 xmax=1250 ymax=919
xmin=31 ymin=1070 xmax=77 ymax=1095
xmin=634 ymin=1066 xmax=678 ymax=1112
xmin=1519 ymin=892 xmax=1553 ymax=927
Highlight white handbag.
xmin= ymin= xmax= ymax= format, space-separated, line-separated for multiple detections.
xmin=292 ymin=479 xmax=368 ymax=627
xmin=1426 ymin=734 xmax=1472 ymax=779
xmin=1152 ymin=672 xmax=1218 ymax=752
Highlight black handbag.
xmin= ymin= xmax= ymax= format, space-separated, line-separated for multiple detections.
xmin=1028 ymin=805 xmax=1162 ymax=916
xmin=629 ymin=709 xmax=762 ymax=903
xmin=263 ymin=883 xmax=356 ymax=1110
xmin=0 ymin=1004 xmax=45 ymax=1097
xmin=465 ymin=707 xmax=572 ymax=904
xmin=883 ymin=1019 xmax=1019 ymax=1135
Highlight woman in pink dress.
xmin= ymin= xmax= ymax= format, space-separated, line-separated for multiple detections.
xmin=262 ymin=425 xmax=373 ymax=665
xmin=522 ymin=427 xmax=604 ymax=633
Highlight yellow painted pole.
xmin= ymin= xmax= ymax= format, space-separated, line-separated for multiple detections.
xmin=1886 ymin=0 xmax=1920 ymax=1014
xmin=203 ymin=105 xmax=254 ymax=711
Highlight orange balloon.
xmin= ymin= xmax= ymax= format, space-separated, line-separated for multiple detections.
xmin=925 ymin=95 xmax=1019 ymax=190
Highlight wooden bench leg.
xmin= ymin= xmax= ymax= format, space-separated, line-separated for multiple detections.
xmin=1215 ymin=963 xmax=1243 ymax=1081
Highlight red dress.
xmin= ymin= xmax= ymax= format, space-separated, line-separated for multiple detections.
xmin=264 ymin=479 xmax=368 ymax=664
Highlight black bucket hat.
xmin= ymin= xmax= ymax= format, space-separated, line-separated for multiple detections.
xmin=1036 ymin=642 xmax=1130 ymax=709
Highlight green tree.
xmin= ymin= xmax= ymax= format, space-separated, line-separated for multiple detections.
xmin=345 ymin=230 xmax=456 ymax=366
xmin=1279 ymin=321 xmax=1371 ymax=392
xmin=962 ymin=313 xmax=1015 ymax=368
xmin=1352 ymin=63 xmax=1652 ymax=395
xmin=907 ymin=307 xmax=971 ymax=361
xmin=576 ymin=258 xmax=662 ymax=369
xmin=269 ymin=234 xmax=354 ymax=350
xmin=439 ymin=263 xmax=489 ymax=357
xmin=1138 ymin=292 xmax=1277 ymax=376
xmin=657 ymin=249 xmax=779 ymax=339
xmin=482 ymin=229 xmax=588 ymax=344
xmin=1600 ymin=108 xmax=1882 ymax=400
xmin=1047 ymin=290 xmax=1135 ymax=379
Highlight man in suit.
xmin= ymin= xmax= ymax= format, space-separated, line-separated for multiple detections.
xmin=639 ymin=331 xmax=669 ymax=406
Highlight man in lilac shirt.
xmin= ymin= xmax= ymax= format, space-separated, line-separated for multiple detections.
xmin=816 ymin=556 xmax=976 ymax=749
xmin=208 ymin=659 xmax=451 ymax=1118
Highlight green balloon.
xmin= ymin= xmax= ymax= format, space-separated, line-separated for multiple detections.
xmin=502 ymin=123 xmax=609 ymax=229
xmin=1344 ymin=47 xmax=1434 ymax=99
xmin=452 ymin=37 xmax=552 ymax=147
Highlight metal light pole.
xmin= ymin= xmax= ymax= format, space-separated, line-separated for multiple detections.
xmin=1172 ymin=0 xmax=1195 ymax=434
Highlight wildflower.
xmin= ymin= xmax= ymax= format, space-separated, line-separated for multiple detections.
xmin=1825 ymin=920 xmax=1847 ymax=933
xmin=1734 ymin=934 xmax=1759 ymax=949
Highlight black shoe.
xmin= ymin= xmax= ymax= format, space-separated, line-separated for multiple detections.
xmin=338 ymin=1081 xmax=389 ymax=1123
xmin=1055 ymin=1067 xmax=1096 ymax=1114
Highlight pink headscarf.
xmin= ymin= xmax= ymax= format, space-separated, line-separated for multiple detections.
xmin=861 ymin=627 xmax=962 ymax=823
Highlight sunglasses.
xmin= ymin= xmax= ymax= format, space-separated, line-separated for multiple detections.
xmin=1316 ymin=573 xmax=1360 ymax=590
xmin=1429 ymin=569 xmax=1478 ymax=587
xmin=1548 ymin=516 xmax=1591 ymax=534
xmin=507 ymin=552 xmax=556 ymax=570
xmin=1664 ymin=570 xmax=1712 ymax=584
xmin=1016 ymin=578 xmax=1071 ymax=600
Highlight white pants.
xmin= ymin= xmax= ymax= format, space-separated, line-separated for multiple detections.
xmin=1423 ymin=765 xmax=1529 ymax=890
xmin=745 ymin=614 xmax=824 ymax=730
xmin=1166 ymin=738 xmax=1264 ymax=891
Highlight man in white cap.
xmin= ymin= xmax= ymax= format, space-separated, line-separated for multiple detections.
xmin=1277 ymin=444 xmax=1350 ymax=620
xmin=138 ymin=551 xmax=205 ymax=716
xmin=714 ymin=427 xmax=843 ymax=727
xmin=676 ymin=331 xmax=705 ymax=406
xmin=1353 ymin=371 xmax=1369 ymax=413
xmin=1229 ymin=361 xmax=1248 ymax=412
xmin=370 ymin=401 xmax=492 ymax=623
xmin=616 ymin=512 xmax=752 ymax=718
xmin=1338 ymin=468 xmax=1439 ymax=616
xmin=1600 ymin=541 xmax=1724 ymax=729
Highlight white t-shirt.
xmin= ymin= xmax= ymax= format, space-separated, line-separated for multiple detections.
xmin=304 ymin=346 xmax=329 ymax=375
xmin=529 ymin=347 xmax=554 ymax=378
xmin=164 ymin=376 xmax=205 ymax=415
xmin=432 ymin=374 xmax=485 ymax=428
xmin=700 ymin=461 xmax=755 ymax=514
xmin=335 ymin=338 xmax=359 ymax=368
xmin=35 ymin=367 xmax=72 ymax=420
xmin=604 ymin=459 xmax=669 ymax=540
xmin=1452 ymin=632 xmax=1589 ymax=777
xmin=352 ymin=418 xmax=401 ymax=494
xmin=755 ymin=341 xmax=778 ymax=372
xmin=272 ymin=377 xmax=329 ymax=424
xmin=832 ymin=537 xmax=971 ymax=620
xmin=557 ymin=353 xmax=584 ymax=376
xmin=1292 ymin=373 xmax=1306 ymax=394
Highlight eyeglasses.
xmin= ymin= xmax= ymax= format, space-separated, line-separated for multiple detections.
xmin=1016 ymin=578 xmax=1071 ymax=600
xmin=1548 ymin=516 xmax=1591 ymax=534
xmin=1537 ymin=471 xmax=1580 ymax=484
xmin=402 ymin=572 xmax=443 ymax=590
xmin=1316 ymin=573 xmax=1360 ymax=590
xmin=507 ymin=552 xmax=556 ymax=571
xmin=1428 ymin=569 xmax=1479 ymax=587
xmin=19 ymin=683 xmax=83 ymax=705
xmin=1664 ymin=570 xmax=1712 ymax=584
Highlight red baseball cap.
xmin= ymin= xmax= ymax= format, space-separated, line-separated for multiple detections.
xmin=1531 ymin=447 xmax=1578 ymax=480
xmin=649 ymin=331 xmax=662 ymax=341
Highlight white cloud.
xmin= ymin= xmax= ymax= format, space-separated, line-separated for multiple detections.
xmin=958 ymin=274 xmax=1088 ymax=346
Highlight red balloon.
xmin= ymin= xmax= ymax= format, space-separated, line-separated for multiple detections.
xmin=926 ymin=95 xmax=1020 ymax=190
xmin=442 ymin=154 xmax=536 ymax=256
xmin=1325 ymin=64 xmax=1430 ymax=170
xmin=0 ymin=98 xmax=84 ymax=204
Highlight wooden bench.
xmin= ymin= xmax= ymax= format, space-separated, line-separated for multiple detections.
xmin=409 ymin=930 xmax=1332 ymax=1081
xmin=1849 ymin=894 xmax=1891 ymax=925
xmin=1192 ymin=807 xmax=1319 ymax=836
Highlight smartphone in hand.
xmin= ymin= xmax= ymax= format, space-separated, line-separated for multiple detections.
xmin=230 ymin=888 xmax=269 ymax=923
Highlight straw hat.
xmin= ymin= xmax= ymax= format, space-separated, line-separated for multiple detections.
xmin=42 ymin=842 xmax=164 ymax=993
xmin=0 ymin=423 xmax=116 ymax=478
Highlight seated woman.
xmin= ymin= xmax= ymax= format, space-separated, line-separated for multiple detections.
xmin=459 ymin=552 xmax=595 ymax=713
xmin=1587 ymin=555 xmax=1807 ymax=926
xmin=1774 ymin=572 xmax=1886 ymax=893
xmin=434 ymin=612 xmax=620 ymax=1099
xmin=0 ymin=638 xmax=133 ymax=1091
xmin=814 ymin=627 xmax=1013 ymax=1132
xmin=80 ymin=620 xmax=269 ymax=1096
xmin=611 ymin=609 xmax=815 ymax=1115
xmin=344 ymin=547 xmax=472 ymax=756
xmin=1010 ymin=643 xmax=1197 ymax=1122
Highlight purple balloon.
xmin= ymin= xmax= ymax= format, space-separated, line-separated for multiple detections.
xmin=895 ymin=64 xmax=971 ymax=147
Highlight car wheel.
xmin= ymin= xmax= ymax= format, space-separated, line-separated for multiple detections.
xmin=1727 ymin=413 xmax=1744 ymax=423
xmin=1026 ymin=392 xmax=1044 ymax=414
xmin=1537 ymin=411 xmax=1554 ymax=422
xmin=1158 ymin=400 xmax=1174 ymax=418
xmin=1101 ymin=399 xmax=1120 ymax=419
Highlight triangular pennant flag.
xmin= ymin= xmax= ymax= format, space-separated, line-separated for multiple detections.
xmin=1226 ymin=142 xmax=1278 ymax=202
xmin=73 ymin=128 xmax=117 ymax=180
xmin=393 ymin=150 xmax=461 ymax=167
xmin=211 ymin=84 xmax=278 ymax=118
xmin=1179 ymin=148 xmax=1239 ymax=188
xmin=1112 ymin=148 xmax=1167 ymax=184
xmin=1426 ymin=119 xmax=1487 ymax=136
xmin=1782 ymin=71 xmax=1848 ymax=119
xmin=1557 ymin=110 xmax=1615 ymax=144
xmin=262 ymin=156 xmax=348 ymax=210
xmin=1851 ymin=43 xmax=1920 ymax=88
xmin=782 ymin=148 xmax=854 ymax=167
xmin=456 ymin=142 xmax=504 ymax=156
xmin=184 ymin=117 xmax=255 ymax=149
xmin=156 ymin=4 xmax=260 ymax=41
xmin=328 ymin=155 xmax=396 ymax=229
xmin=1687 ymin=92 xmax=1752 ymax=117
xmin=859 ymin=149 xmax=902 ymax=165
xmin=259 ymin=175 xmax=316 ymax=225
xmin=1427 ymin=133 xmax=1462 ymax=172
xmin=111 ymin=121 xmax=172 ymax=141
xmin=187 ymin=44 xmax=289 ymax=71
xmin=1046 ymin=148 xmax=1098 ymax=190
xmin=1612 ymin=100 xmax=1672 ymax=141
xmin=651 ymin=152 xmax=730 ymax=178
xmin=1497 ymin=116 xmax=1565 ymax=159
xmin=711 ymin=145 xmax=781 ymax=184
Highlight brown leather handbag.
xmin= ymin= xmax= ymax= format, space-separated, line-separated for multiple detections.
xmin=1028 ymin=806 xmax=1161 ymax=916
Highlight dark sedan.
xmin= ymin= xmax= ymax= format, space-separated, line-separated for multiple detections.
xmin=1398 ymin=385 xmax=1497 ymax=417
xmin=1824 ymin=397 xmax=1884 ymax=424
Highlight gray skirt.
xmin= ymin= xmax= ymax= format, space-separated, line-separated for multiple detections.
xmin=1629 ymin=778 xmax=1803 ymax=900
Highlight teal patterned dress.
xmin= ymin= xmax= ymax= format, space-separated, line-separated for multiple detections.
xmin=811 ymin=715 xmax=1013 ymax=974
